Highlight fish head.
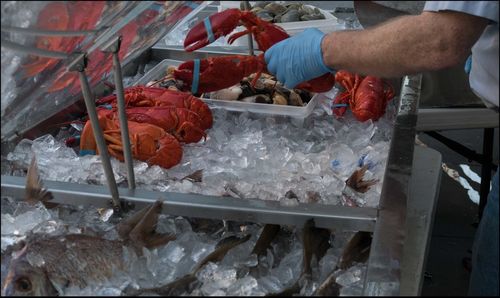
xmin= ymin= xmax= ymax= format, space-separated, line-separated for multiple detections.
xmin=2 ymin=258 xmax=58 ymax=296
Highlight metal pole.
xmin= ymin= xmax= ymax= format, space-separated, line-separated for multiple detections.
xmin=1 ymin=39 xmax=70 ymax=59
xmin=67 ymin=53 xmax=122 ymax=211
xmin=242 ymin=1 xmax=255 ymax=56
xmin=1 ymin=25 xmax=97 ymax=36
xmin=479 ymin=127 xmax=494 ymax=220
xmin=101 ymin=36 xmax=136 ymax=190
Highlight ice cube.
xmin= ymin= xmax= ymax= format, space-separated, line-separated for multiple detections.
xmin=191 ymin=242 xmax=216 ymax=263
xmin=226 ymin=276 xmax=258 ymax=296
xmin=335 ymin=265 xmax=364 ymax=287
xmin=161 ymin=242 xmax=185 ymax=264
xmin=258 ymin=275 xmax=283 ymax=293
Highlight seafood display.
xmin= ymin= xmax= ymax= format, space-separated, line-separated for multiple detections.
xmin=333 ymin=70 xmax=395 ymax=122
xmin=2 ymin=1 xmax=208 ymax=144
xmin=0 ymin=165 xmax=371 ymax=296
xmin=169 ymin=6 xmax=395 ymax=123
xmin=241 ymin=2 xmax=326 ymax=23
xmin=0 ymin=2 xmax=419 ymax=296
xmin=2 ymin=159 xmax=174 ymax=295
xmin=80 ymin=112 xmax=184 ymax=170
xmin=20 ymin=1 xmax=105 ymax=79
xmin=74 ymin=86 xmax=213 ymax=169
xmin=150 ymin=67 xmax=314 ymax=107
xmin=173 ymin=7 xmax=336 ymax=94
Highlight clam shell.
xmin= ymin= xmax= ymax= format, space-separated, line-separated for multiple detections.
xmin=300 ymin=13 xmax=325 ymax=21
xmin=264 ymin=3 xmax=287 ymax=15
xmin=272 ymin=94 xmax=288 ymax=105
xmin=279 ymin=9 xmax=301 ymax=23
xmin=210 ymin=85 xmax=242 ymax=101
xmin=241 ymin=94 xmax=271 ymax=103
xmin=253 ymin=1 xmax=271 ymax=9
xmin=288 ymin=90 xmax=304 ymax=106
xmin=255 ymin=10 xmax=274 ymax=22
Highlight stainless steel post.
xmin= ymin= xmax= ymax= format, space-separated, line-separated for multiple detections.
xmin=242 ymin=1 xmax=255 ymax=56
xmin=67 ymin=53 xmax=122 ymax=211
xmin=101 ymin=36 xmax=136 ymax=190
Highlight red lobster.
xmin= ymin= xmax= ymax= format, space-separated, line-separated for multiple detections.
xmin=96 ymin=86 xmax=213 ymax=130
xmin=332 ymin=70 xmax=394 ymax=122
xmin=173 ymin=8 xmax=335 ymax=94
xmin=98 ymin=106 xmax=207 ymax=144
xmin=80 ymin=112 xmax=183 ymax=169
xmin=21 ymin=2 xmax=70 ymax=77
xmin=23 ymin=1 xmax=105 ymax=78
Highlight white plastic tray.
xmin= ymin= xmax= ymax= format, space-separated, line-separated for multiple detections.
xmin=218 ymin=2 xmax=343 ymax=48
xmin=134 ymin=59 xmax=324 ymax=118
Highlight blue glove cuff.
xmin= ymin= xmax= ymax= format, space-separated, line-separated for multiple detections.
xmin=464 ymin=55 xmax=472 ymax=75
xmin=317 ymin=34 xmax=336 ymax=73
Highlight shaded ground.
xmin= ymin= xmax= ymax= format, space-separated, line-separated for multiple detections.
xmin=419 ymin=129 xmax=499 ymax=296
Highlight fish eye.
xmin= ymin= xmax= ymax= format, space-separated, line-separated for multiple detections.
xmin=15 ymin=277 xmax=32 ymax=292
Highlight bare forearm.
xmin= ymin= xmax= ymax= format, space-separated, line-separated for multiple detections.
xmin=322 ymin=11 xmax=489 ymax=78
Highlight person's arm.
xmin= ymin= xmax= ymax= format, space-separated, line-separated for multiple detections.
xmin=322 ymin=10 xmax=489 ymax=78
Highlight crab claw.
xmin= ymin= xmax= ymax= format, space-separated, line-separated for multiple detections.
xmin=184 ymin=8 xmax=243 ymax=52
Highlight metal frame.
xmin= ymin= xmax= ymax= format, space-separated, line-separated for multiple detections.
xmin=363 ymin=74 xmax=421 ymax=296
xmin=1 ymin=74 xmax=421 ymax=296
xmin=1 ymin=174 xmax=377 ymax=232
xmin=0 ymin=3 xmax=427 ymax=294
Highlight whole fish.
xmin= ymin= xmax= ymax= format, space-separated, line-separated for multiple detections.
xmin=2 ymin=158 xmax=175 ymax=296
xmin=3 ymin=234 xmax=124 ymax=296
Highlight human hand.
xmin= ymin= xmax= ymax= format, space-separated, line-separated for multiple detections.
xmin=264 ymin=28 xmax=335 ymax=89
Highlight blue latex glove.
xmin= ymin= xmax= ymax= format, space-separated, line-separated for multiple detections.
xmin=264 ymin=28 xmax=335 ymax=89
xmin=464 ymin=55 xmax=472 ymax=74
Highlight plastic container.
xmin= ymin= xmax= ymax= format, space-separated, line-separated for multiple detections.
xmin=217 ymin=2 xmax=342 ymax=49
xmin=134 ymin=59 xmax=325 ymax=119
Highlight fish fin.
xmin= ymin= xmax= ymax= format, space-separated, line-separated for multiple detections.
xmin=346 ymin=165 xmax=379 ymax=193
xmin=313 ymin=269 xmax=341 ymax=296
xmin=143 ymin=233 xmax=176 ymax=249
xmin=25 ymin=156 xmax=55 ymax=206
xmin=116 ymin=200 xmax=162 ymax=239
xmin=126 ymin=201 xmax=176 ymax=254
xmin=338 ymin=231 xmax=372 ymax=270
xmin=193 ymin=234 xmax=251 ymax=274
xmin=180 ymin=169 xmax=204 ymax=183
xmin=251 ymin=224 xmax=281 ymax=257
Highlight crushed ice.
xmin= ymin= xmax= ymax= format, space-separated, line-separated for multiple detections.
xmin=4 ymin=98 xmax=396 ymax=208
xmin=1 ymin=198 xmax=368 ymax=296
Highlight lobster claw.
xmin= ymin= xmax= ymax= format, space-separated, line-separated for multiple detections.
xmin=184 ymin=8 xmax=243 ymax=52
xmin=173 ymin=54 xmax=267 ymax=94
xmin=80 ymin=115 xmax=183 ymax=169
xmin=331 ymin=91 xmax=350 ymax=118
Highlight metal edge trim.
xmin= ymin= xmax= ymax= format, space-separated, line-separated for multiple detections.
xmin=1 ymin=175 xmax=377 ymax=231
xmin=363 ymin=74 xmax=422 ymax=296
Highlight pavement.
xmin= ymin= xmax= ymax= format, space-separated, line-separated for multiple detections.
xmin=418 ymin=129 xmax=498 ymax=296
